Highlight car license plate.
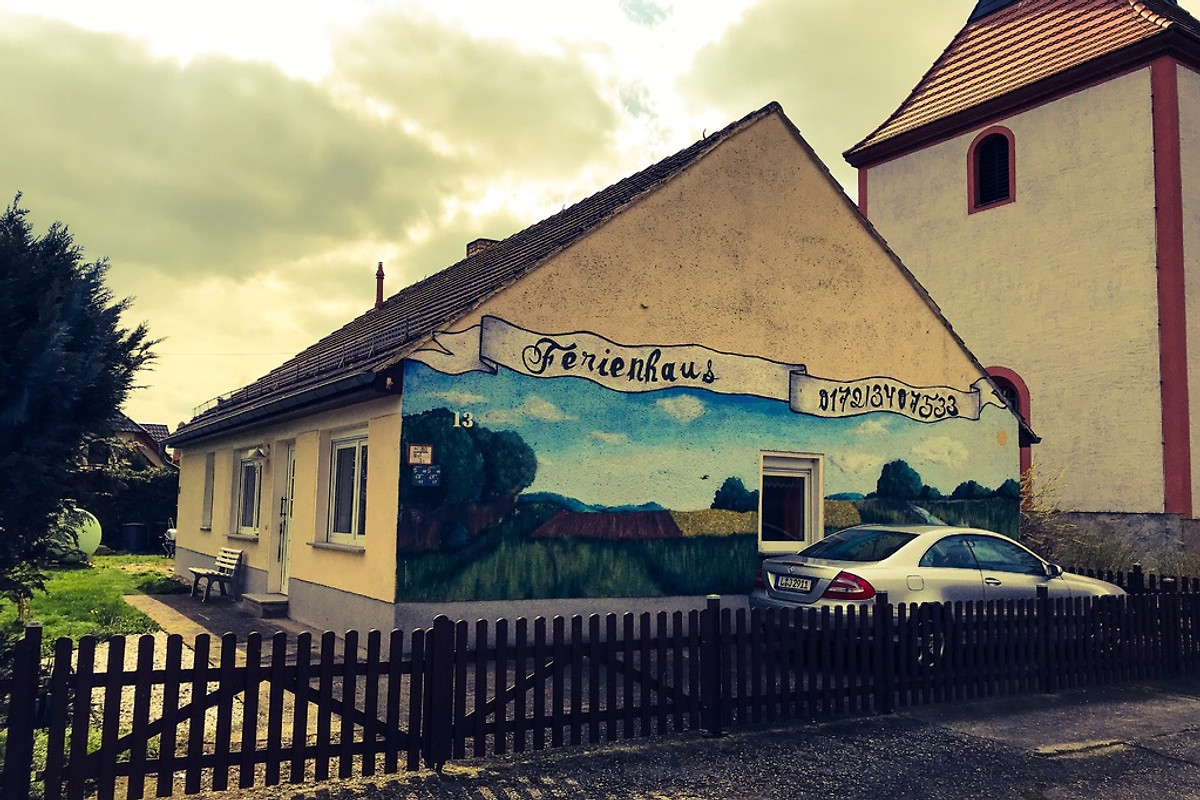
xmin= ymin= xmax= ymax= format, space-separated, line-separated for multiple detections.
xmin=776 ymin=575 xmax=812 ymax=593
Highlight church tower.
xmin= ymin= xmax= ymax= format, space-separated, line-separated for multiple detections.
xmin=847 ymin=0 xmax=1200 ymax=538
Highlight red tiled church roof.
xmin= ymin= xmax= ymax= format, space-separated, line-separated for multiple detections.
xmin=845 ymin=0 xmax=1200 ymax=166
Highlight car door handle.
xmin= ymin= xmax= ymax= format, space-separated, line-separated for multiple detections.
xmin=983 ymin=577 xmax=1002 ymax=586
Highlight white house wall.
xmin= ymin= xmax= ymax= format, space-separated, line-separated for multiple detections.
xmin=173 ymin=396 xmax=403 ymax=633
xmin=396 ymin=108 xmax=1020 ymax=603
xmin=865 ymin=70 xmax=1164 ymax=514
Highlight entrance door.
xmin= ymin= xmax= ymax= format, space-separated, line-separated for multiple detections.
xmin=275 ymin=445 xmax=296 ymax=594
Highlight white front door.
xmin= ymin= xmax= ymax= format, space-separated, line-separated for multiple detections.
xmin=275 ymin=445 xmax=296 ymax=594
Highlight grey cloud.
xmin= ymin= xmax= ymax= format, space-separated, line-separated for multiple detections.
xmin=331 ymin=11 xmax=618 ymax=177
xmin=0 ymin=13 xmax=460 ymax=278
xmin=678 ymin=0 xmax=969 ymax=189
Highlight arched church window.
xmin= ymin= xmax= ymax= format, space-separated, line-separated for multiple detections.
xmin=986 ymin=366 xmax=1031 ymax=480
xmin=968 ymin=127 xmax=1016 ymax=212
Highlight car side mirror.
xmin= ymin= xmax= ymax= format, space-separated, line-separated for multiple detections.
xmin=1046 ymin=563 xmax=1063 ymax=578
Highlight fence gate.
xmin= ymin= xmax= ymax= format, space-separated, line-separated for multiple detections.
xmin=9 ymin=627 xmax=428 ymax=800
xmin=431 ymin=611 xmax=707 ymax=764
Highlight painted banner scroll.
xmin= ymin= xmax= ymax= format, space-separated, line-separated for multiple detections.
xmin=408 ymin=316 xmax=1005 ymax=423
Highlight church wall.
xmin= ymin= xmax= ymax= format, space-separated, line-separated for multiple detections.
xmin=866 ymin=70 xmax=1164 ymax=515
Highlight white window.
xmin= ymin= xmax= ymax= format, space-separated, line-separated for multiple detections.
xmin=328 ymin=436 xmax=368 ymax=544
xmin=200 ymin=452 xmax=215 ymax=530
xmin=758 ymin=451 xmax=824 ymax=555
xmin=236 ymin=455 xmax=262 ymax=535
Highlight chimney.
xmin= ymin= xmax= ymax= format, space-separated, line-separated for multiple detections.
xmin=467 ymin=238 xmax=499 ymax=258
xmin=375 ymin=262 xmax=385 ymax=309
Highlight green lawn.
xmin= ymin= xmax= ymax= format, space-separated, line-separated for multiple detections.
xmin=0 ymin=554 xmax=186 ymax=644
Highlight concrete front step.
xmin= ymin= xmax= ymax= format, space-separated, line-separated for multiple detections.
xmin=240 ymin=592 xmax=289 ymax=619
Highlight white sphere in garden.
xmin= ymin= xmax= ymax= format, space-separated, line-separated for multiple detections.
xmin=52 ymin=508 xmax=103 ymax=562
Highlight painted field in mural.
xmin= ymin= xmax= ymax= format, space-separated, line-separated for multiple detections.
xmin=396 ymin=319 xmax=1019 ymax=602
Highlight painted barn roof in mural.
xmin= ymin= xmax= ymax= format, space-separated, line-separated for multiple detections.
xmin=845 ymin=0 xmax=1200 ymax=166
xmin=168 ymin=104 xmax=792 ymax=445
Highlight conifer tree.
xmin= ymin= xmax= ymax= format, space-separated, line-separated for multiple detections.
xmin=0 ymin=195 xmax=155 ymax=605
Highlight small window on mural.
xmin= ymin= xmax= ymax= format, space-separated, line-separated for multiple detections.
xmin=762 ymin=475 xmax=806 ymax=543
xmin=759 ymin=452 xmax=824 ymax=555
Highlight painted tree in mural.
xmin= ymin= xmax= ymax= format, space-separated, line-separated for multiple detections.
xmin=952 ymin=480 xmax=993 ymax=500
xmin=400 ymin=408 xmax=537 ymax=508
xmin=0 ymin=196 xmax=155 ymax=607
xmin=994 ymin=478 xmax=1020 ymax=499
xmin=875 ymin=459 xmax=923 ymax=501
xmin=474 ymin=428 xmax=538 ymax=500
xmin=711 ymin=476 xmax=759 ymax=512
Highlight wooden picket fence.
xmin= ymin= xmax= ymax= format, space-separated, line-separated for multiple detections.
xmin=6 ymin=578 xmax=1200 ymax=800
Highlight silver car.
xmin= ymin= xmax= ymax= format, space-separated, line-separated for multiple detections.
xmin=750 ymin=524 xmax=1124 ymax=611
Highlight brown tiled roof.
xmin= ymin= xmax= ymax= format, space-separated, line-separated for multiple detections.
xmin=166 ymin=103 xmax=786 ymax=446
xmin=115 ymin=412 xmax=167 ymax=441
xmin=140 ymin=423 xmax=170 ymax=441
xmin=846 ymin=0 xmax=1200 ymax=166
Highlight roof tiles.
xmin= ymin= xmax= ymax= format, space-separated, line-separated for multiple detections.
xmin=846 ymin=0 xmax=1200 ymax=164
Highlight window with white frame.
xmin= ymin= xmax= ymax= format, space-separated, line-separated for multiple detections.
xmin=200 ymin=452 xmax=216 ymax=530
xmin=328 ymin=435 xmax=368 ymax=544
xmin=236 ymin=455 xmax=262 ymax=535
xmin=758 ymin=451 xmax=824 ymax=555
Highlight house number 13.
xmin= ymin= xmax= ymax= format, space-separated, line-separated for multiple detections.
xmin=452 ymin=411 xmax=475 ymax=428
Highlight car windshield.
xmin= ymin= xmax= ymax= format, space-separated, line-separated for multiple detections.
xmin=800 ymin=528 xmax=918 ymax=562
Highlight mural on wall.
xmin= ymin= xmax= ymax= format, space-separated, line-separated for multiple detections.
xmin=397 ymin=317 xmax=1019 ymax=602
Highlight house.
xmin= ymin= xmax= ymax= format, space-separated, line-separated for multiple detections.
xmin=113 ymin=414 xmax=173 ymax=469
xmin=164 ymin=103 xmax=1025 ymax=633
xmin=846 ymin=0 xmax=1200 ymax=549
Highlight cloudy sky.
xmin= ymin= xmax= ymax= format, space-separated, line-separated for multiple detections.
xmin=5 ymin=0 xmax=1189 ymax=431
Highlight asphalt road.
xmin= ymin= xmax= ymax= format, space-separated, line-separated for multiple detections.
xmin=192 ymin=679 xmax=1200 ymax=800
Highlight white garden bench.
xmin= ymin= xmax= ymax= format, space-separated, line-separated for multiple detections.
xmin=188 ymin=548 xmax=242 ymax=602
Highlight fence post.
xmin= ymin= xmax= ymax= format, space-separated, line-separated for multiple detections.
xmin=3 ymin=622 xmax=43 ymax=800
xmin=1162 ymin=578 xmax=1181 ymax=677
xmin=1037 ymin=585 xmax=1055 ymax=694
xmin=424 ymin=615 xmax=455 ymax=771
xmin=700 ymin=595 xmax=723 ymax=737
xmin=1130 ymin=563 xmax=1145 ymax=595
xmin=873 ymin=592 xmax=894 ymax=714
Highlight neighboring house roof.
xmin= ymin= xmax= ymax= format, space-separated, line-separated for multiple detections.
xmin=141 ymin=423 xmax=170 ymax=441
xmin=113 ymin=413 xmax=174 ymax=467
xmin=845 ymin=0 xmax=1200 ymax=167
xmin=166 ymin=104 xmax=789 ymax=446
xmin=115 ymin=412 xmax=156 ymax=439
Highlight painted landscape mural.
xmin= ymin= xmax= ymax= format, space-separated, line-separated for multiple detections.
xmin=396 ymin=317 xmax=1019 ymax=602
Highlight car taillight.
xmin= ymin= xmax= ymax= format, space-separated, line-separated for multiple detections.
xmin=821 ymin=571 xmax=875 ymax=601
xmin=754 ymin=568 xmax=765 ymax=590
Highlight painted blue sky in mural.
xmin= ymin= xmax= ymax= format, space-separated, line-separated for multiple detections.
xmin=403 ymin=360 xmax=1017 ymax=511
